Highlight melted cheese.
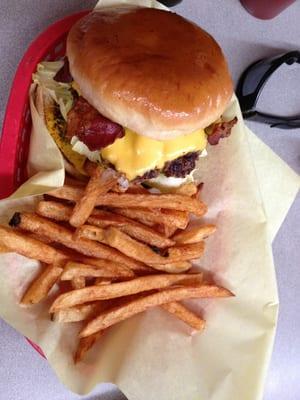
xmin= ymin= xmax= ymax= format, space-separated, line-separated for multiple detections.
xmin=101 ymin=128 xmax=207 ymax=180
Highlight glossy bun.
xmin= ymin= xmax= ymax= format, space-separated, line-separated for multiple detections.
xmin=67 ymin=6 xmax=233 ymax=140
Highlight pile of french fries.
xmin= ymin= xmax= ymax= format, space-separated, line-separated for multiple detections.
xmin=0 ymin=164 xmax=233 ymax=363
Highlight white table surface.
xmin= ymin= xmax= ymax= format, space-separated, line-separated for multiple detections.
xmin=0 ymin=1 xmax=299 ymax=399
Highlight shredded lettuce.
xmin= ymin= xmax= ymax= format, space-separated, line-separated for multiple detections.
xmin=70 ymin=136 xmax=102 ymax=163
xmin=32 ymin=61 xmax=73 ymax=120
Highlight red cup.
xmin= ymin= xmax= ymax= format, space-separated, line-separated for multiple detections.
xmin=240 ymin=0 xmax=296 ymax=19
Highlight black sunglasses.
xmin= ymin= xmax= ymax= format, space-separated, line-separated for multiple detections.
xmin=236 ymin=51 xmax=300 ymax=129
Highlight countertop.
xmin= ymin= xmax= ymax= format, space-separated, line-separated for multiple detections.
xmin=0 ymin=1 xmax=299 ymax=399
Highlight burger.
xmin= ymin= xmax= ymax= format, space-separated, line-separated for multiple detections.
xmin=33 ymin=6 xmax=236 ymax=187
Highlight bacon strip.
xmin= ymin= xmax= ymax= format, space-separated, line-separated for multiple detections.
xmin=207 ymin=117 xmax=238 ymax=145
xmin=67 ymin=97 xmax=124 ymax=150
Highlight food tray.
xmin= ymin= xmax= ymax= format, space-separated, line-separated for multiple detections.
xmin=0 ymin=10 xmax=91 ymax=357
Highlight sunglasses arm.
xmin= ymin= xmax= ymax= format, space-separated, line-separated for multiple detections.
xmin=244 ymin=110 xmax=300 ymax=129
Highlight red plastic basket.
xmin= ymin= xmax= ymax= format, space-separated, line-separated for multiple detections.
xmin=0 ymin=10 xmax=90 ymax=200
xmin=0 ymin=10 xmax=91 ymax=358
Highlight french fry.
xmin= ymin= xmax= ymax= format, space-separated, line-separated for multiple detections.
xmin=161 ymin=302 xmax=205 ymax=331
xmin=48 ymin=185 xmax=82 ymax=202
xmin=74 ymin=225 xmax=106 ymax=242
xmin=88 ymin=211 xmax=175 ymax=248
xmin=125 ymin=185 xmax=150 ymax=194
xmin=64 ymin=175 xmax=87 ymax=187
xmin=53 ymin=303 xmax=101 ymax=323
xmin=10 ymin=213 xmax=144 ymax=271
xmin=50 ymin=273 xmax=203 ymax=312
xmin=37 ymin=200 xmax=129 ymax=227
xmin=104 ymin=227 xmax=205 ymax=266
xmin=95 ymin=278 xmax=111 ymax=285
xmin=167 ymin=242 xmax=205 ymax=261
xmin=120 ymin=224 xmax=174 ymax=248
xmin=84 ymin=160 xmax=101 ymax=176
xmin=28 ymin=233 xmax=53 ymax=244
xmin=104 ymin=227 xmax=169 ymax=267
xmin=21 ymin=263 xmax=64 ymax=305
xmin=71 ymin=276 xmax=86 ymax=289
xmin=80 ymin=284 xmax=233 ymax=336
xmin=36 ymin=201 xmax=72 ymax=221
xmin=88 ymin=210 xmax=133 ymax=228
xmin=76 ymin=223 xmax=175 ymax=250
xmin=113 ymin=207 xmax=189 ymax=229
xmin=172 ymin=182 xmax=198 ymax=196
xmin=112 ymin=208 xmax=156 ymax=227
xmin=103 ymin=193 xmax=207 ymax=216
xmin=172 ymin=224 xmax=216 ymax=244
xmin=50 ymin=185 xmax=207 ymax=216
xmin=74 ymin=331 xmax=104 ymax=364
xmin=6 ymin=163 xmax=232 ymax=365
xmin=0 ymin=225 xmax=66 ymax=264
xmin=151 ymin=261 xmax=192 ymax=273
xmin=37 ymin=201 xmax=174 ymax=249
xmin=38 ymin=200 xmax=189 ymax=232
xmin=163 ymin=225 xmax=178 ymax=238
xmin=71 ymin=257 xmax=135 ymax=279
xmin=70 ymin=166 xmax=118 ymax=227
xmin=61 ymin=261 xmax=133 ymax=281
xmin=75 ymin=255 xmax=151 ymax=276
xmin=37 ymin=200 xmax=130 ymax=227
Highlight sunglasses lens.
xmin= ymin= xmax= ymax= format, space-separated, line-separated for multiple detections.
xmin=241 ymin=61 xmax=272 ymax=96
xmin=257 ymin=63 xmax=300 ymax=114
xmin=237 ymin=51 xmax=300 ymax=128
